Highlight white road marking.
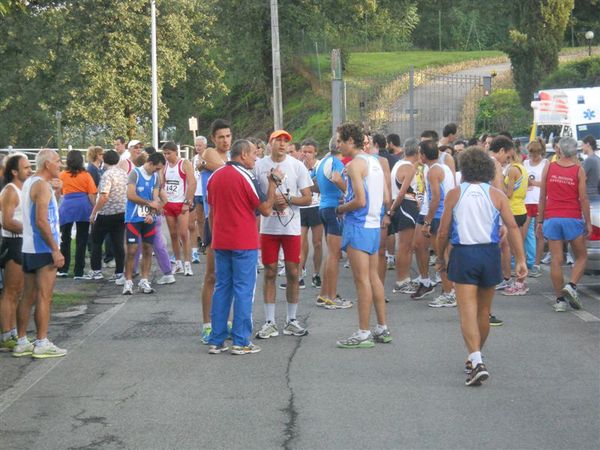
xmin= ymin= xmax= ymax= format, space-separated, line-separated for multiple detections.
xmin=571 ymin=310 xmax=600 ymax=322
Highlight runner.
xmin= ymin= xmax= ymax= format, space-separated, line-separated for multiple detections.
xmin=114 ymin=136 xmax=127 ymax=160
xmin=254 ymin=129 xmax=312 ymax=339
xmin=335 ymin=123 xmax=391 ymax=349
xmin=162 ymin=141 xmax=196 ymax=276
xmin=437 ymin=147 xmax=527 ymax=386
xmin=190 ymin=135 xmax=207 ymax=260
xmin=0 ymin=153 xmax=31 ymax=352
xmin=122 ymin=152 xmax=165 ymax=295
xmin=118 ymin=140 xmax=144 ymax=175
xmin=14 ymin=149 xmax=66 ymax=358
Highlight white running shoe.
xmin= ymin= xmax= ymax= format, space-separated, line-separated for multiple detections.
xmin=278 ymin=266 xmax=286 ymax=276
xmin=115 ymin=274 xmax=127 ymax=286
xmin=255 ymin=321 xmax=279 ymax=339
xmin=174 ymin=261 xmax=184 ymax=274
xmin=184 ymin=261 xmax=193 ymax=276
xmin=138 ymin=279 xmax=154 ymax=294
xmin=122 ymin=280 xmax=134 ymax=295
xmin=32 ymin=341 xmax=67 ymax=359
xmin=156 ymin=274 xmax=176 ymax=285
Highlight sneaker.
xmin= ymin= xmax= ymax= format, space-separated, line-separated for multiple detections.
xmin=553 ymin=300 xmax=568 ymax=312
xmin=173 ymin=261 xmax=184 ymax=274
xmin=57 ymin=272 xmax=68 ymax=278
xmin=324 ymin=295 xmax=353 ymax=310
xmin=278 ymin=266 xmax=286 ymax=276
xmin=283 ymin=319 xmax=308 ymax=336
xmin=386 ymin=258 xmax=395 ymax=270
xmin=257 ymin=261 xmax=264 ymax=271
xmin=200 ymin=244 xmax=207 ymax=255
xmin=184 ymin=262 xmax=193 ymax=276
xmin=410 ymin=283 xmax=434 ymax=300
xmin=372 ymin=328 xmax=392 ymax=343
xmin=208 ymin=344 xmax=229 ymax=354
xmin=138 ymin=279 xmax=154 ymax=294
xmin=561 ymin=284 xmax=582 ymax=310
xmin=0 ymin=336 xmax=17 ymax=352
xmin=541 ymin=252 xmax=551 ymax=265
xmin=336 ymin=331 xmax=375 ymax=349
xmin=311 ymin=274 xmax=322 ymax=288
xmin=156 ymin=274 xmax=176 ymax=285
xmin=277 ymin=260 xmax=285 ymax=269
xmin=122 ymin=280 xmax=134 ymax=295
xmin=429 ymin=254 xmax=437 ymax=266
xmin=87 ymin=270 xmax=104 ymax=280
xmin=230 ymin=343 xmax=262 ymax=355
xmin=528 ymin=265 xmax=542 ymax=278
xmin=104 ymin=259 xmax=116 ymax=269
xmin=343 ymin=261 xmax=351 ymax=269
xmin=489 ymin=314 xmax=503 ymax=327
xmin=393 ymin=279 xmax=418 ymax=294
xmin=200 ymin=326 xmax=212 ymax=345
xmin=12 ymin=340 xmax=34 ymax=357
xmin=316 ymin=295 xmax=328 ymax=307
xmin=495 ymin=279 xmax=511 ymax=290
xmin=428 ymin=292 xmax=457 ymax=308
xmin=465 ymin=360 xmax=473 ymax=374
xmin=432 ymin=271 xmax=442 ymax=285
xmin=115 ymin=274 xmax=127 ymax=286
xmin=256 ymin=321 xmax=279 ymax=339
xmin=32 ymin=341 xmax=67 ymax=359
xmin=192 ymin=250 xmax=200 ymax=264
xmin=279 ymin=279 xmax=305 ymax=290
xmin=73 ymin=273 xmax=92 ymax=280
xmin=566 ymin=252 xmax=574 ymax=265
xmin=465 ymin=363 xmax=489 ymax=386
xmin=170 ymin=255 xmax=176 ymax=264
xmin=503 ymin=281 xmax=529 ymax=296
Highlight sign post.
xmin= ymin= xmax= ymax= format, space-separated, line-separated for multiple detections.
xmin=188 ymin=116 xmax=198 ymax=141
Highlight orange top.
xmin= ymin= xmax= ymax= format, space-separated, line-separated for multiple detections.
xmin=59 ymin=170 xmax=97 ymax=195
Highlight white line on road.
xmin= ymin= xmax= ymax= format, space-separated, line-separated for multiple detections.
xmin=571 ymin=310 xmax=600 ymax=322
xmin=0 ymin=300 xmax=127 ymax=416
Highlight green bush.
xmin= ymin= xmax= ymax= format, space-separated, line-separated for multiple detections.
xmin=540 ymin=56 xmax=600 ymax=89
xmin=475 ymin=89 xmax=531 ymax=137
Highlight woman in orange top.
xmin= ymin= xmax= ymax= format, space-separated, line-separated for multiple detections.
xmin=58 ymin=150 xmax=97 ymax=278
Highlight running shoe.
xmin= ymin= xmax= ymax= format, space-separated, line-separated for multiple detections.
xmin=465 ymin=360 xmax=473 ymax=374
xmin=156 ymin=274 xmax=176 ymax=285
xmin=429 ymin=254 xmax=437 ymax=266
xmin=73 ymin=273 xmax=93 ymax=280
xmin=184 ymin=261 xmax=193 ymax=276
xmin=200 ymin=326 xmax=212 ymax=344
xmin=541 ymin=252 xmax=552 ymax=265
xmin=170 ymin=255 xmax=176 ymax=264
xmin=386 ymin=257 xmax=395 ymax=270
xmin=104 ymin=259 xmax=116 ymax=269
xmin=200 ymin=244 xmax=207 ymax=255
xmin=278 ymin=279 xmax=305 ymax=290
xmin=0 ymin=336 xmax=17 ymax=352
xmin=372 ymin=328 xmax=392 ymax=343
xmin=12 ymin=340 xmax=33 ymax=357
xmin=316 ymin=295 xmax=328 ymax=307
xmin=256 ymin=321 xmax=279 ymax=339
xmin=336 ymin=331 xmax=375 ymax=349
xmin=230 ymin=343 xmax=261 ymax=355
xmin=108 ymin=272 xmax=123 ymax=282
xmin=138 ymin=279 xmax=154 ymax=294
xmin=489 ymin=314 xmax=503 ymax=327
xmin=410 ymin=283 xmax=434 ymax=300
xmin=122 ymin=280 xmax=134 ymax=295
xmin=553 ymin=300 xmax=567 ymax=312
xmin=566 ymin=252 xmax=574 ymax=265
xmin=278 ymin=266 xmax=286 ymax=276
xmin=324 ymin=295 xmax=353 ymax=310
xmin=393 ymin=279 xmax=418 ymax=294
xmin=192 ymin=250 xmax=201 ymax=264
xmin=503 ymin=281 xmax=529 ymax=296
xmin=115 ymin=274 xmax=127 ymax=285
xmin=428 ymin=292 xmax=457 ymax=308
xmin=208 ymin=344 xmax=229 ymax=354
xmin=495 ymin=279 xmax=511 ymax=290
xmin=57 ymin=272 xmax=68 ymax=278
xmin=465 ymin=363 xmax=489 ymax=386
xmin=343 ymin=261 xmax=351 ymax=269
xmin=311 ymin=274 xmax=322 ymax=288
xmin=32 ymin=341 xmax=67 ymax=359
xmin=561 ymin=284 xmax=582 ymax=310
xmin=257 ymin=261 xmax=264 ymax=270
xmin=85 ymin=270 xmax=104 ymax=280
xmin=528 ymin=265 xmax=542 ymax=278
xmin=283 ymin=320 xmax=308 ymax=336
xmin=432 ymin=271 xmax=442 ymax=286
xmin=173 ymin=261 xmax=184 ymax=274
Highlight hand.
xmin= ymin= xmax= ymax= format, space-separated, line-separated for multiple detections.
xmin=536 ymin=223 xmax=544 ymax=239
xmin=270 ymin=168 xmax=285 ymax=185
xmin=274 ymin=193 xmax=287 ymax=211
xmin=147 ymin=200 xmax=160 ymax=210
xmin=144 ymin=215 xmax=155 ymax=224
xmin=330 ymin=170 xmax=342 ymax=185
xmin=52 ymin=249 xmax=65 ymax=269
xmin=50 ymin=178 xmax=62 ymax=191
xmin=499 ymin=225 xmax=507 ymax=240
xmin=422 ymin=224 xmax=431 ymax=238
xmin=585 ymin=222 xmax=592 ymax=238
xmin=514 ymin=260 xmax=528 ymax=280
xmin=381 ymin=214 xmax=391 ymax=228
xmin=89 ymin=212 xmax=96 ymax=224
xmin=435 ymin=257 xmax=447 ymax=273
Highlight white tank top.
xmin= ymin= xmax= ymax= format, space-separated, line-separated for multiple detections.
xmin=0 ymin=183 xmax=23 ymax=238
xmin=523 ymin=158 xmax=547 ymax=205
xmin=451 ymin=183 xmax=500 ymax=245
xmin=164 ymin=159 xmax=187 ymax=203
xmin=390 ymin=160 xmax=417 ymax=201
xmin=192 ymin=154 xmax=203 ymax=196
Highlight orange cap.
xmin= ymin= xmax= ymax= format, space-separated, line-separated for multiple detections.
xmin=269 ymin=130 xmax=292 ymax=142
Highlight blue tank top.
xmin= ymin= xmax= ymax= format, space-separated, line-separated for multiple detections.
xmin=21 ymin=176 xmax=60 ymax=254
xmin=316 ymin=155 xmax=344 ymax=209
xmin=450 ymin=183 xmax=500 ymax=245
xmin=201 ymin=169 xmax=212 ymax=218
xmin=426 ymin=163 xmax=455 ymax=219
xmin=125 ymin=167 xmax=158 ymax=223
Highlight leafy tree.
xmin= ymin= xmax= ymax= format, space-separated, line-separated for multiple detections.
xmin=541 ymin=56 xmax=600 ymax=88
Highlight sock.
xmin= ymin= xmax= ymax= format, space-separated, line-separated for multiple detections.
xmin=192 ymin=247 xmax=198 ymax=253
xmin=375 ymin=323 xmax=387 ymax=334
xmin=357 ymin=329 xmax=371 ymax=339
xmin=35 ymin=338 xmax=49 ymax=347
xmin=17 ymin=337 xmax=28 ymax=346
xmin=10 ymin=328 xmax=17 ymax=338
xmin=557 ymin=296 xmax=566 ymax=303
xmin=397 ymin=277 xmax=410 ymax=284
xmin=265 ymin=303 xmax=275 ymax=323
xmin=568 ymin=282 xmax=577 ymax=290
xmin=203 ymin=322 xmax=211 ymax=330
xmin=421 ymin=277 xmax=431 ymax=287
xmin=1 ymin=331 xmax=11 ymax=341
xmin=469 ymin=351 xmax=483 ymax=366
xmin=287 ymin=303 xmax=298 ymax=322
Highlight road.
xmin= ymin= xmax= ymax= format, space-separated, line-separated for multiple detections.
xmin=0 ymin=249 xmax=598 ymax=449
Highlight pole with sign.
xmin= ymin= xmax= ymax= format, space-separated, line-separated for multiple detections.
xmin=189 ymin=116 xmax=198 ymax=142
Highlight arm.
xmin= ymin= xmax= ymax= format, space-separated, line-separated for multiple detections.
xmin=505 ymin=165 xmax=519 ymax=199
xmin=31 ymin=181 xmax=64 ymax=267
xmin=126 ymin=173 xmax=160 ymax=211
xmin=182 ymin=160 xmax=197 ymax=205
xmin=424 ymin=167 xmax=441 ymax=224
xmin=1 ymin=188 xmax=22 ymax=234
xmin=435 ymin=188 xmax=460 ymax=271
xmin=90 ymin=193 xmax=109 ymax=223
xmin=390 ymin=164 xmax=417 ymax=212
xmin=379 ymin=157 xmax=392 ymax=208
xmin=330 ymin=170 xmax=347 ymax=192
xmin=201 ymin=148 xmax=225 ymax=172
xmin=257 ymin=178 xmax=277 ymax=217
xmin=578 ymin=166 xmax=592 ymax=237
xmin=337 ymin=159 xmax=366 ymax=214
xmin=492 ymin=187 xmax=527 ymax=279
xmin=491 ymin=161 xmax=504 ymax=190
xmin=290 ymin=187 xmax=312 ymax=207
xmin=535 ymin=163 xmax=550 ymax=238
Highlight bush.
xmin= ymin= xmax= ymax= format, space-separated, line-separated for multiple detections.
xmin=540 ymin=56 xmax=600 ymax=89
xmin=475 ymin=89 xmax=531 ymax=137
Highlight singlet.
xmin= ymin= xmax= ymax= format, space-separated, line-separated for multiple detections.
xmin=504 ymin=162 xmax=528 ymax=215
xmin=124 ymin=159 xmax=134 ymax=175
xmin=450 ymin=183 xmax=500 ymax=245
xmin=0 ymin=183 xmax=23 ymax=238
xmin=164 ymin=159 xmax=187 ymax=204
xmin=544 ymin=162 xmax=582 ymax=219
xmin=316 ymin=154 xmax=344 ymax=209
xmin=390 ymin=160 xmax=417 ymax=201
xmin=523 ymin=158 xmax=547 ymax=205
xmin=125 ymin=167 xmax=158 ymax=223
xmin=426 ymin=163 xmax=455 ymax=219
xmin=344 ymin=154 xmax=384 ymax=229
xmin=192 ymin=154 xmax=203 ymax=196
xmin=300 ymin=160 xmax=320 ymax=209
xmin=21 ymin=176 xmax=60 ymax=254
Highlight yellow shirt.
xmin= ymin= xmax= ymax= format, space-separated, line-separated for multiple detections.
xmin=504 ymin=162 xmax=528 ymax=215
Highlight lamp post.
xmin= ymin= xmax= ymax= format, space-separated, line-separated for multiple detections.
xmin=270 ymin=0 xmax=283 ymax=130
xmin=151 ymin=0 xmax=159 ymax=149
xmin=585 ymin=30 xmax=594 ymax=57
xmin=55 ymin=110 xmax=62 ymax=156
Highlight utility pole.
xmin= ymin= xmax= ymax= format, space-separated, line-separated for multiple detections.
xmin=151 ymin=0 xmax=159 ymax=149
xmin=55 ymin=111 xmax=63 ymax=157
xmin=438 ymin=10 xmax=442 ymax=51
xmin=315 ymin=41 xmax=322 ymax=82
xmin=270 ymin=0 xmax=283 ymax=130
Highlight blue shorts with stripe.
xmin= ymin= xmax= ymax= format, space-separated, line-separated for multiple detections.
xmin=341 ymin=222 xmax=380 ymax=255
xmin=447 ymin=243 xmax=502 ymax=288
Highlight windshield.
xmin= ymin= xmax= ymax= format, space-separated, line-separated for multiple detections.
xmin=576 ymin=123 xmax=600 ymax=140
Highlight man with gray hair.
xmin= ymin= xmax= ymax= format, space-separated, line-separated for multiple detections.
xmin=537 ymin=136 xmax=591 ymax=312
xmin=190 ymin=135 xmax=208 ymax=260
xmin=13 ymin=149 xmax=66 ymax=358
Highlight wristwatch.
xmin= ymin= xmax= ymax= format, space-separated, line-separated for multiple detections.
xmin=423 ymin=220 xmax=431 ymax=227
xmin=386 ymin=210 xmax=394 ymax=217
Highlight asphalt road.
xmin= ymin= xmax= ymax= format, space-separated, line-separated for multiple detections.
xmin=0 ymin=247 xmax=598 ymax=450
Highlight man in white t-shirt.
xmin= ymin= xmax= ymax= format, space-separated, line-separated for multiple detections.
xmin=190 ymin=135 xmax=207 ymax=262
xmin=254 ymin=130 xmax=313 ymax=339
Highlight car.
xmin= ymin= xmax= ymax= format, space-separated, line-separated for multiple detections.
xmin=586 ymin=194 xmax=600 ymax=275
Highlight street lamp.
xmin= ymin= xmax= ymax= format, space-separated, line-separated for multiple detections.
xmin=55 ymin=110 xmax=62 ymax=154
xmin=585 ymin=30 xmax=594 ymax=56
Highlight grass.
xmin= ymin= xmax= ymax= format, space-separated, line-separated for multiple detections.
xmin=53 ymin=291 xmax=88 ymax=306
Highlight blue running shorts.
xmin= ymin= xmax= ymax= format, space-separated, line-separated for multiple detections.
xmin=341 ymin=222 xmax=380 ymax=255
xmin=448 ymin=243 xmax=502 ymax=288
xmin=542 ymin=218 xmax=585 ymax=241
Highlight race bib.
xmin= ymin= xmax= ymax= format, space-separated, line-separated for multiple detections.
xmin=165 ymin=180 xmax=181 ymax=200
xmin=137 ymin=205 xmax=151 ymax=218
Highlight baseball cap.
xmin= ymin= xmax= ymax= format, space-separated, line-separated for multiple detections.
xmin=269 ymin=130 xmax=292 ymax=142
xmin=128 ymin=139 xmax=143 ymax=148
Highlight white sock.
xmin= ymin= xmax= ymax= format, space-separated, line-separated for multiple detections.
xmin=397 ymin=277 xmax=410 ymax=285
xmin=1 ymin=331 xmax=12 ymax=341
xmin=203 ymin=322 xmax=211 ymax=330
xmin=469 ymin=351 xmax=483 ymax=366
xmin=10 ymin=328 xmax=17 ymax=337
xmin=357 ymin=329 xmax=371 ymax=339
xmin=287 ymin=303 xmax=298 ymax=322
xmin=375 ymin=324 xmax=387 ymax=334
xmin=265 ymin=303 xmax=275 ymax=323
xmin=421 ymin=277 xmax=431 ymax=287
xmin=17 ymin=337 xmax=28 ymax=346
xmin=35 ymin=338 xmax=49 ymax=347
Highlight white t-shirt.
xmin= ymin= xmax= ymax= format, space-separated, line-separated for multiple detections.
xmin=192 ymin=154 xmax=203 ymax=196
xmin=523 ymin=158 xmax=547 ymax=205
xmin=254 ymin=155 xmax=313 ymax=235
